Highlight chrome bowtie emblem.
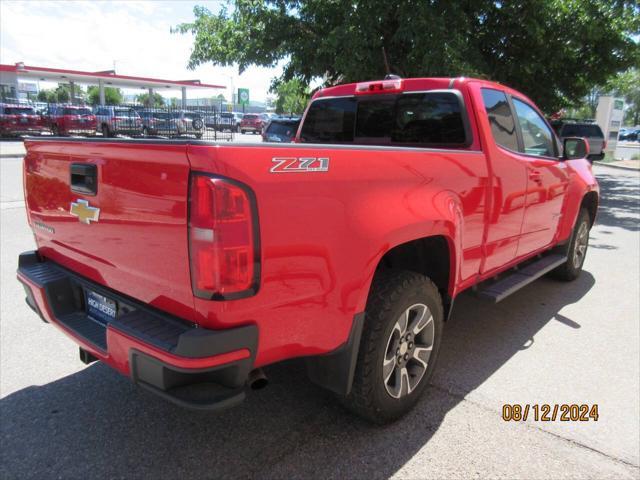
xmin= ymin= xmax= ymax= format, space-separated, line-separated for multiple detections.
xmin=70 ymin=199 xmax=100 ymax=224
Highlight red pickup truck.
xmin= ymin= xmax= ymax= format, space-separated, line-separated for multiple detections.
xmin=18 ymin=77 xmax=598 ymax=422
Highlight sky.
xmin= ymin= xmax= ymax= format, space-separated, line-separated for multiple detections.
xmin=0 ymin=0 xmax=283 ymax=102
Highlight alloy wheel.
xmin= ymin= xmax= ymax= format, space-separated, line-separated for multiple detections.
xmin=382 ymin=303 xmax=435 ymax=399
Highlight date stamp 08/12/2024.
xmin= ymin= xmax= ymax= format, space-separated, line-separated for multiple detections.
xmin=502 ymin=404 xmax=599 ymax=422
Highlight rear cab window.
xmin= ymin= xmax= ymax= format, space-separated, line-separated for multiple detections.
xmin=299 ymin=91 xmax=471 ymax=148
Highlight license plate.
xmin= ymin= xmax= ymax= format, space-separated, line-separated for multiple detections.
xmin=86 ymin=290 xmax=117 ymax=324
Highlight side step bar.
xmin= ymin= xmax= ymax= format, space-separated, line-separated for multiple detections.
xmin=477 ymin=254 xmax=567 ymax=303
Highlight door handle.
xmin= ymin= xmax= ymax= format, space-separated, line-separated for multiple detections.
xmin=529 ymin=170 xmax=542 ymax=180
xmin=70 ymin=163 xmax=98 ymax=195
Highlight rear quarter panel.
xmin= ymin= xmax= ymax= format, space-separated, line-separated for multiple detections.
xmin=188 ymin=143 xmax=489 ymax=367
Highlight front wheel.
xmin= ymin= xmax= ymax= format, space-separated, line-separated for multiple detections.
xmin=343 ymin=270 xmax=444 ymax=424
xmin=550 ymin=208 xmax=591 ymax=281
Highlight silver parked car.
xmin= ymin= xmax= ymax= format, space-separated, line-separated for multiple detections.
xmin=551 ymin=120 xmax=606 ymax=161
xmin=138 ymin=110 xmax=204 ymax=138
xmin=95 ymin=106 xmax=143 ymax=137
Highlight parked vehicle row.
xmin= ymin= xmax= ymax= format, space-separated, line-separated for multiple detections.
xmin=1 ymin=102 xmax=303 ymax=141
xmin=618 ymin=127 xmax=640 ymax=142
xmin=0 ymin=103 xmax=230 ymax=139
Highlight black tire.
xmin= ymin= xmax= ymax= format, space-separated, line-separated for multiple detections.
xmin=142 ymin=127 xmax=149 ymax=137
xmin=343 ymin=269 xmax=444 ymax=424
xmin=51 ymin=124 xmax=59 ymax=136
xmin=550 ymin=208 xmax=591 ymax=281
xmin=101 ymin=124 xmax=111 ymax=138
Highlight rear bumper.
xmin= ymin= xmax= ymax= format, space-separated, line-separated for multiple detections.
xmin=17 ymin=251 xmax=258 ymax=410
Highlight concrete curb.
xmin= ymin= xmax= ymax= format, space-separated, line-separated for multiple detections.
xmin=594 ymin=161 xmax=640 ymax=172
xmin=0 ymin=154 xmax=25 ymax=159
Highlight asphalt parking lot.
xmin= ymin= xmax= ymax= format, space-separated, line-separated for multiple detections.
xmin=1 ymin=152 xmax=639 ymax=478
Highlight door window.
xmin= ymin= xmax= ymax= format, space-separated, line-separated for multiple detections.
xmin=481 ymin=89 xmax=519 ymax=151
xmin=512 ymin=98 xmax=556 ymax=157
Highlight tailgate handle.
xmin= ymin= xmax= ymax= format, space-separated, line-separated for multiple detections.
xmin=70 ymin=163 xmax=98 ymax=195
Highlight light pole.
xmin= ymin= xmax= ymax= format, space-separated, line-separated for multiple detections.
xmin=222 ymin=73 xmax=235 ymax=109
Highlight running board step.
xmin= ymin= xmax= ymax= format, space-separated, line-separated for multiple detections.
xmin=478 ymin=254 xmax=567 ymax=303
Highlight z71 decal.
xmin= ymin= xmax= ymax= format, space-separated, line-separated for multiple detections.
xmin=270 ymin=157 xmax=329 ymax=173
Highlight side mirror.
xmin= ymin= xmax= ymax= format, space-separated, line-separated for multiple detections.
xmin=563 ymin=137 xmax=590 ymax=160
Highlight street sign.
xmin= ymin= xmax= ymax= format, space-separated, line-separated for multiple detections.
xmin=238 ymin=88 xmax=249 ymax=106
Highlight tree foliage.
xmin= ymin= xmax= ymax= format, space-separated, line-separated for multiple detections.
xmin=274 ymin=79 xmax=310 ymax=115
xmin=174 ymin=0 xmax=639 ymax=113
xmin=606 ymin=68 xmax=640 ymax=126
xmin=87 ymin=86 xmax=123 ymax=105
xmin=37 ymin=84 xmax=85 ymax=103
xmin=136 ymin=91 xmax=165 ymax=107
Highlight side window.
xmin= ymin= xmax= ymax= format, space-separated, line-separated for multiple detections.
xmin=512 ymin=98 xmax=556 ymax=157
xmin=481 ymin=88 xmax=519 ymax=151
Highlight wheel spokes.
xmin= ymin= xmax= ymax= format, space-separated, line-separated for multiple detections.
xmin=383 ymin=356 xmax=396 ymax=383
xmin=412 ymin=346 xmax=432 ymax=368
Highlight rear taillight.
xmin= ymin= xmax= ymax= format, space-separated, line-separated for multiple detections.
xmin=602 ymin=138 xmax=607 ymax=150
xmin=189 ymin=174 xmax=259 ymax=299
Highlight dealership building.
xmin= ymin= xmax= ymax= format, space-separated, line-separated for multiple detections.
xmin=0 ymin=62 xmax=224 ymax=106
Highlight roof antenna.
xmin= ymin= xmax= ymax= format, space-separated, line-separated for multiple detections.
xmin=382 ymin=46 xmax=401 ymax=80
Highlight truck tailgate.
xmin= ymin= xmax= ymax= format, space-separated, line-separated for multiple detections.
xmin=23 ymin=139 xmax=196 ymax=322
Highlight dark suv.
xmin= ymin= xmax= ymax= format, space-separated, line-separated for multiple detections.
xmin=262 ymin=117 xmax=300 ymax=142
xmin=551 ymin=120 xmax=606 ymax=161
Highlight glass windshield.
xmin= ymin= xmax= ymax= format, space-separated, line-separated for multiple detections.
xmin=63 ymin=108 xmax=92 ymax=115
xmin=4 ymin=107 xmax=35 ymax=115
xmin=114 ymin=109 xmax=138 ymax=118
xmin=267 ymin=121 xmax=299 ymax=137
xmin=562 ymin=124 xmax=603 ymax=138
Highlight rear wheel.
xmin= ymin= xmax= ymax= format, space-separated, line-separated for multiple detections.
xmin=550 ymin=208 xmax=591 ymax=281
xmin=51 ymin=124 xmax=59 ymax=136
xmin=101 ymin=124 xmax=111 ymax=138
xmin=343 ymin=270 xmax=444 ymax=424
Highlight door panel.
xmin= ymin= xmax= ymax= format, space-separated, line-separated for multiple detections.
xmin=511 ymin=98 xmax=569 ymax=255
xmin=475 ymin=87 xmax=528 ymax=274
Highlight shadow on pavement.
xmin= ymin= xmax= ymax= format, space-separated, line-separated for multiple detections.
xmin=0 ymin=271 xmax=596 ymax=479
xmin=593 ymin=171 xmax=640 ymax=232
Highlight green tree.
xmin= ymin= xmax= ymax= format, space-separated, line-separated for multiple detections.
xmin=37 ymin=89 xmax=57 ymax=103
xmin=136 ymin=91 xmax=165 ymax=107
xmin=173 ymin=1 xmax=639 ymax=114
xmin=274 ymin=78 xmax=310 ymax=115
xmin=87 ymin=86 xmax=123 ymax=105
xmin=606 ymin=68 xmax=640 ymax=126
